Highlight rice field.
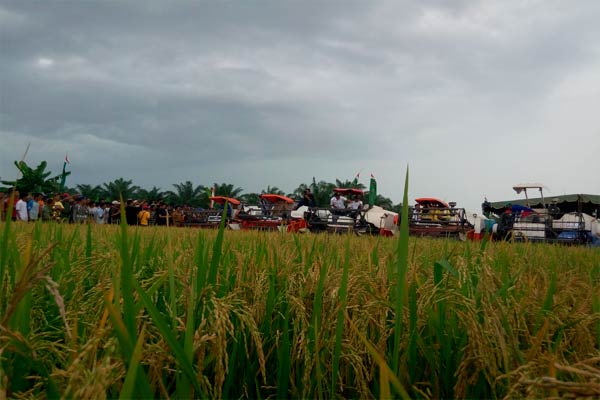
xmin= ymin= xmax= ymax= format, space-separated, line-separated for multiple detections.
xmin=1 ymin=216 xmax=599 ymax=399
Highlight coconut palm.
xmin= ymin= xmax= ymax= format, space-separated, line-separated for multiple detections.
xmin=261 ymin=185 xmax=285 ymax=195
xmin=239 ymin=193 xmax=260 ymax=205
xmin=167 ymin=181 xmax=206 ymax=207
xmin=368 ymin=194 xmax=394 ymax=210
xmin=75 ymin=184 xmax=104 ymax=200
xmin=291 ymin=183 xmax=311 ymax=199
xmin=101 ymin=178 xmax=140 ymax=201
xmin=137 ymin=186 xmax=166 ymax=203
xmin=310 ymin=178 xmax=336 ymax=208
xmin=212 ymin=182 xmax=244 ymax=199
xmin=335 ymin=178 xmax=366 ymax=190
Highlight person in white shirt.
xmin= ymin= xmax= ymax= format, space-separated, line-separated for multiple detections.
xmin=15 ymin=194 xmax=28 ymax=221
xmin=28 ymin=194 xmax=41 ymax=221
xmin=348 ymin=196 xmax=363 ymax=210
xmin=103 ymin=203 xmax=111 ymax=224
xmin=348 ymin=195 xmax=363 ymax=219
xmin=90 ymin=202 xmax=105 ymax=224
xmin=330 ymin=192 xmax=347 ymax=210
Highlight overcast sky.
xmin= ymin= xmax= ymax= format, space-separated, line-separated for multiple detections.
xmin=1 ymin=1 xmax=599 ymax=210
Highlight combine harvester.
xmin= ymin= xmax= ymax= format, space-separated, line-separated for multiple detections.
xmin=294 ymin=188 xmax=398 ymax=236
xmin=184 ymin=196 xmax=242 ymax=228
xmin=237 ymin=193 xmax=298 ymax=231
xmin=186 ymin=194 xmax=300 ymax=232
xmin=482 ymin=184 xmax=600 ymax=245
xmin=406 ymin=197 xmax=476 ymax=240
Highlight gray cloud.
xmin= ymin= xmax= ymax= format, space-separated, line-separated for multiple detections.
xmin=1 ymin=1 xmax=599 ymax=210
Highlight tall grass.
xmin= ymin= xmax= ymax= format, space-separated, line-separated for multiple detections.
xmin=0 ymin=214 xmax=599 ymax=398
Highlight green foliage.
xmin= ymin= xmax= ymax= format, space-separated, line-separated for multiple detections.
xmin=371 ymin=193 xmax=394 ymax=209
xmin=212 ymin=182 xmax=244 ymax=198
xmin=310 ymin=178 xmax=336 ymax=207
xmin=1 ymin=160 xmax=67 ymax=194
xmin=239 ymin=193 xmax=260 ymax=205
xmin=1 ymin=160 xmax=403 ymax=211
xmin=166 ymin=181 xmax=207 ymax=207
xmin=75 ymin=184 xmax=104 ymax=201
xmin=261 ymin=185 xmax=285 ymax=195
xmin=136 ymin=186 xmax=166 ymax=203
xmin=102 ymin=178 xmax=140 ymax=200
xmin=0 ymin=222 xmax=599 ymax=398
xmin=335 ymin=178 xmax=366 ymax=190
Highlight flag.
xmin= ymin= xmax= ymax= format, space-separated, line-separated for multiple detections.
xmin=368 ymin=174 xmax=377 ymax=206
xmin=65 ymin=153 xmax=70 ymax=164
xmin=352 ymin=171 xmax=360 ymax=186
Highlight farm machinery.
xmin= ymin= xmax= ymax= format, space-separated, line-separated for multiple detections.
xmin=183 ymin=196 xmax=241 ymax=228
xmin=406 ymin=197 xmax=474 ymax=240
xmin=482 ymin=184 xmax=600 ymax=245
xmin=237 ymin=194 xmax=301 ymax=231
xmin=293 ymin=188 xmax=398 ymax=236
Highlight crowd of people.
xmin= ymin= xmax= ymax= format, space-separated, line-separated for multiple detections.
xmin=0 ymin=187 xmax=369 ymax=226
xmin=0 ymin=190 xmax=191 ymax=227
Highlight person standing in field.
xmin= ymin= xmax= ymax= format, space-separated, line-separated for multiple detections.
xmin=7 ymin=190 xmax=19 ymax=220
xmin=90 ymin=202 xmax=104 ymax=224
xmin=52 ymin=198 xmax=64 ymax=221
xmin=72 ymin=197 xmax=88 ymax=224
xmin=52 ymin=194 xmax=64 ymax=221
xmin=41 ymin=198 xmax=53 ymax=221
xmin=172 ymin=206 xmax=185 ymax=227
xmin=138 ymin=205 xmax=150 ymax=226
xmin=60 ymin=194 xmax=74 ymax=223
xmin=28 ymin=194 xmax=40 ymax=221
xmin=155 ymin=203 xmax=168 ymax=226
xmin=15 ymin=193 xmax=28 ymax=221
xmin=109 ymin=201 xmax=120 ymax=224
xmin=102 ymin=202 xmax=111 ymax=224
xmin=125 ymin=199 xmax=140 ymax=225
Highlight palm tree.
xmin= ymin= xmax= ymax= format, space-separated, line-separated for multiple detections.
xmin=166 ymin=181 xmax=206 ymax=207
xmin=101 ymin=178 xmax=140 ymax=201
xmin=239 ymin=193 xmax=260 ymax=205
xmin=212 ymin=182 xmax=244 ymax=198
xmin=310 ymin=178 xmax=336 ymax=208
xmin=76 ymin=184 xmax=103 ymax=200
xmin=137 ymin=186 xmax=166 ymax=203
xmin=291 ymin=183 xmax=311 ymax=200
xmin=261 ymin=185 xmax=285 ymax=195
xmin=335 ymin=178 xmax=366 ymax=190
xmin=369 ymin=194 xmax=394 ymax=210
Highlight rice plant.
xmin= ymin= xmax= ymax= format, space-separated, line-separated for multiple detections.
xmin=0 ymin=213 xmax=599 ymax=398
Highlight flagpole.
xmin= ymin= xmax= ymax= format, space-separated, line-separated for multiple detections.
xmin=59 ymin=152 xmax=70 ymax=192
xmin=210 ymin=185 xmax=216 ymax=208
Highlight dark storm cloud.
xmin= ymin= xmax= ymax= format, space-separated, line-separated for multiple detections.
xmin=1 ymin=1 xmax=374 ymax=159
xmin=1 ymin=1 xmax=599 ymax=207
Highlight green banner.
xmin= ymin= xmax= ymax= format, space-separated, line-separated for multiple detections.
xmin=368 ymin=176 xmax=377 ymax=206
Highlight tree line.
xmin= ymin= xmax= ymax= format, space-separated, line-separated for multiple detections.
xmin=1 ymin=160 xmax=400 ymax=211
